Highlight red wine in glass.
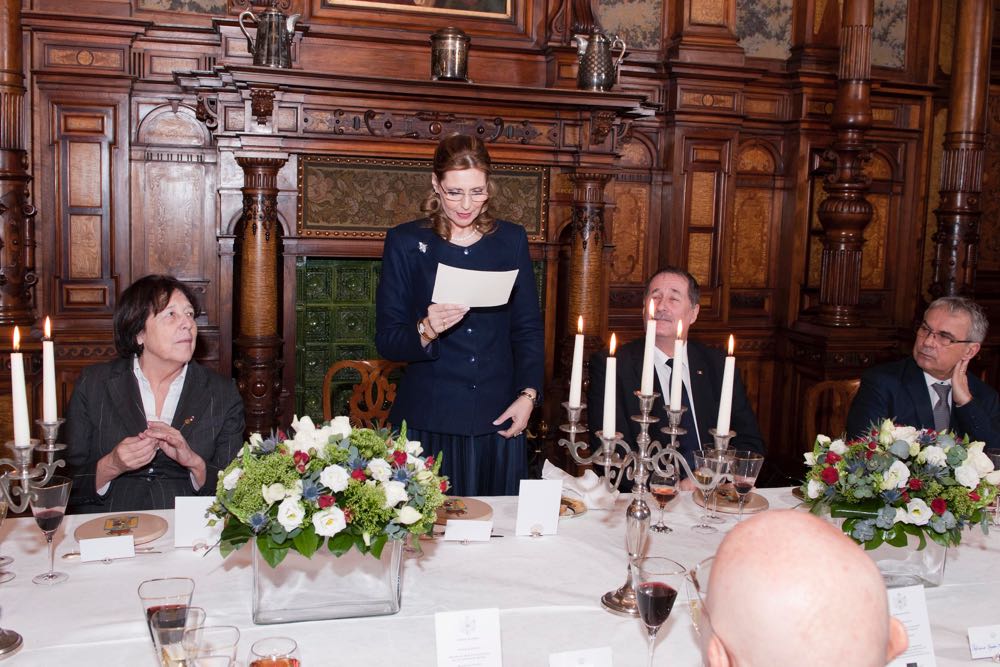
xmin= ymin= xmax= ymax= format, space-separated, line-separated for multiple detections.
xmin=29 ymin=476 xmax=72 ymax=586
xmin=250 ymin=659 xmax=301 ymax=667
xmin=650 ymin=486 xmax=678 ymax=509
xmin=33 ymin=509 xmax=64 ymax=534
xmin=636 ymin=582 xmax=678 ymax=628
xmin=734 ymin=480 xmax=754 ymax=496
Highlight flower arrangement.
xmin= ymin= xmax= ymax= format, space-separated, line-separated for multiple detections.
xmin=210 ymin=416 xmax=448 ymax=567
xmin=801 ymin=419 xmax=1000 ymax=549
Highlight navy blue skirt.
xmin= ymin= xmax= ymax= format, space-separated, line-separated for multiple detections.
xmin=407 ymin=428 xmax=526 ymax=497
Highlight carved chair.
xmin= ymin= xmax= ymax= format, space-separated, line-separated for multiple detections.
xmin=802 ymin=378 xmax=862 ymax=444
xmin=321 ymin=360 xmax=407 ymax=429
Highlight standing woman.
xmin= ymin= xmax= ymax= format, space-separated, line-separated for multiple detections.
xmin=376 ymin=134 xmax=544 ymax=496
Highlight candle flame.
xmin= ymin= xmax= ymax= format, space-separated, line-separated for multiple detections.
xmin=728 ymin=334 xmax=735 ymax=355
xmin=648 ymin=299 xmax=655 ymax=319
xmin=44 ymin=316 xmax=52 ymax=339
xmin=12 ymin=326 xmax=20 ymax=351
xmin=577 ymin=315 xmax=583 ymax=334
xmin=676 ymin=320 xmax=683 ymax=339
xmin=609 ymin=333 xmax=617 ymax=356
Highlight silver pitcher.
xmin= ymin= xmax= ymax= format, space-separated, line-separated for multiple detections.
xmin=574 ymin=30 xmax=626 ymax=92
xmin=239 ymin=6 xmax=301 ymax=69
xmin=431 ymin=27 xmax=471 ymax=81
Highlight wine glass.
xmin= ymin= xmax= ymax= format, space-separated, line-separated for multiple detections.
xmin=691 ymin=450 xmax=732 ymax=534
xmin=181 ymin=625 xmax=240 ymax=665
xmin=138 ymin=577 xmax=196 ymax=644
xmin=250 ymin=637 xmax=302 ymax=667
xmin=731 ymin=451 xmax=764 ymax=522
xmin=634 ymin=556 xmax=686 ymax=667
xmin=648 ymin=464 xmax=679 ymax=533
xmin=150 ymin=605 xmax=206 ymax=666
xmin=0 ymin=500 xmax=14 ymax=583
xmin=685 ymin=555 xmax=714 ymax=638
xmin=29 ymin=475 xmax=72 ymax=585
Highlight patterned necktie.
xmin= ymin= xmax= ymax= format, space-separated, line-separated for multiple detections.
xmin=665 ymin=358 xmax=700 ymax=473
xmin=932 ymin=383 xmax=951 ymax=432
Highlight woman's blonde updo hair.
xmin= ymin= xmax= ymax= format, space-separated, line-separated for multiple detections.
xmin=421 ymin=134 xmax=498 ymax=240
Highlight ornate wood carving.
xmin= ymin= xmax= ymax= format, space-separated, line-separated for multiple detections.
xmin=929 ymin=0 xmax=992 ymax=298
xmin=0 ymin=0 xmax=36 ymax=327
xmin=566 ymin=172 xmax=612 ymax=335
xmin=815 ymin=0 xmax=874 ymax=327
xmin=250 ymin=88 xmax=275 ymax=126
xmin=234 ymin=156 xmax=287 ymax=436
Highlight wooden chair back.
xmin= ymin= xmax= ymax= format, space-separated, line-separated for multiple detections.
xmin=803 ymin=378 xmax=861 ymax=443
xmin=322 ymin=359 xmax=407 ymax=429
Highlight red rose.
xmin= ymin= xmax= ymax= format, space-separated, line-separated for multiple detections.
xmin=351 ymin=468 xmax=367 ymax=481
xmin=318 ymin=494 xmax=335 ymax=508
xmin=867 ymin=441 xmax=877 ymax=451
xmin=931 ymin=498 xmax=947 ymax=515
xmin=969 ymin=492 xmax=981 ymax=502
xmin=425 ymin=456 xmax=435 ymax=469
xmin=393 ymin=450 xmax=408 ymax=467
xmin=294 ymin=451 xmax=310 ymax=466
xmin=825 ymin=452 xmax=842 ymax=464
xmin=865 ymin=450 xmax=874 ymax=460
xmin=901 ymin=491 xmax=910 ymax=503
xmin=908 ymin=478 xmax=922 ymax=491
xmin=296 ymin=463 xmax=306 ymax=474
xmin=821 ymin=467 xmax=839 ymax=484
xmin=440 ymin=480 xmax=449 ymax=492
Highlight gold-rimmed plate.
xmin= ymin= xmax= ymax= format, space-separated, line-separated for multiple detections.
xmin=73 ymin=513 xmax=168 ymax=545
xmin=434 ymin=497 xmax=494 ymax=525
xmin=693 ymin=485 xmax=768 ymax=514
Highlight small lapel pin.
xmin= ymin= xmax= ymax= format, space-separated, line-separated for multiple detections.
xmin=418 ymin=241 xmax=427 ymax=253
xmin=183 ymin=416 xmax=196 ymax=426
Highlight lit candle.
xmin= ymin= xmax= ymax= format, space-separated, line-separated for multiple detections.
xmin=42 ymin=317 xmax=57 ymax=423
xmin=568 ymin=316 xmax=584 ymax=408
xmin=669 ymin=321 xmax=684 ymax=411
xmin=602 ymin=334 xmax=617 ymax=437
xmin=715 ymin=335 xmax=736 ymax=436
xmin=639 ymin=299 xmax=656 ymax=395
xmin=10 ymin=327 xmax=30 ymax=446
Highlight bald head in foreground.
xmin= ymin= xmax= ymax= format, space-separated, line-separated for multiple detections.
xmin=702 ymin=510 xmax=908 ymax=667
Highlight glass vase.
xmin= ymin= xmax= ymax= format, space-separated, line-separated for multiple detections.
xmin=251 ymin=540 xmax=403 ymax=624
xmin=866 ymin=534 xmax=948 ymax=588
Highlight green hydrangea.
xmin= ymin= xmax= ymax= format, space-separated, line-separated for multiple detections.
xmin=218 ymin=454 xmax=299 ymax=524
xmin=350 ymin=428 xmax=390 ymax=460
xmin=341 ymin=481 xmax=393 ymax=537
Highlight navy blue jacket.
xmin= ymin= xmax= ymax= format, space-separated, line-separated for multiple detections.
xmin=376 ymin=219 xmax=544 ymax=436
xmin=846 ymin=356 xmax=1000 ymax=451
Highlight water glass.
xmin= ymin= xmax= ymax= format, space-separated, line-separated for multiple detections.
xmin=691 ymin=450 xmax=732 ymax=533
xmin=150 ymin=605 xmax=206 ymax=666
xmin=181 ymin=625 xmax=240 ymax=664
xmin=138 ymin=577 xmax=196 ymax=643
xmin=250 ymin=636 xmax=302 ymax=667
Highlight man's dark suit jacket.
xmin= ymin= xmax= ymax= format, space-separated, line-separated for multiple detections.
xmin=65 ymin=357 xmax=245 ymax=513
xmin=846 ymin=356 xmax=1000 ymax=451
xmin=587 ymin=339 xmax=765 ymax=483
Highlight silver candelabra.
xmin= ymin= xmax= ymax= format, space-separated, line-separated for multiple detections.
xmin=558 ymin=393 xmax=733 ymax=616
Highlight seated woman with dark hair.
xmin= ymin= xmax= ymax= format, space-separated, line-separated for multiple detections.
xmin=65 ymin=275 xmax=244 ymax=513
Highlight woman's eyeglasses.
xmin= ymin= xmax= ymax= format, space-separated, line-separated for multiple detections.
xmin=441 ymin=189 xmax=489 ymax=203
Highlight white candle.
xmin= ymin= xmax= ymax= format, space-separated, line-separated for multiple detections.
xmin=10 ymin=327 xmax=30 ymax=447
xmin=42 ymin=317 xmax=57 ymax=423
xmin=602 ymin=334 xmax=617 ymax=437
xmin=715 ymin=335 xmax=736 ymax=435
xmin=568 ymin=316 xmax=584 ymax=408
xmin=669 ymin=321 xmax=684 ymax=411
xmin=639 ymin=299 xmax=656 ymax=395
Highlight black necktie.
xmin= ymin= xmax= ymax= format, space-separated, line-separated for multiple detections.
xmin=665 ymin=358 xmax=700 ymax=474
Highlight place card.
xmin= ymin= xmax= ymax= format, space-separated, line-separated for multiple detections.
xmin=79 ymin=535 xmax=135 ymax=562
xmin=515 ymin=479 xmax=562 ymax=536
xmin=443 ymin=520 xmax=493 ymax=542
xmin=549 ymin=646 xmax=613 ymax=667
xmin=435 ymin=607 xmax=502 ymax=667
xmin=968 ymin=625 xmax=1000 ymax=660
xmin=174 ymin=496 xmax=222 ymax=549
xmin=887 ymin=585 xmax=937 ymax=667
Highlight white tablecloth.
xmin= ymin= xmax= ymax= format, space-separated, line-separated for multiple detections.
xmin=0 ymin=488 xmax=995 ymax=665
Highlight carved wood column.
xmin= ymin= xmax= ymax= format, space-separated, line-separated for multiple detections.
xmin=234 ymin=155 xmax=286 ymax=436
xmin=0 ymin=0 xmax=36 ymax=326
xmin=930 ymin=0 xmax=992 ymax=298
xmin=816 ymin=0 xmax=873 ymax=327
xmin=567 ymin=172 xmax=612 ymax=343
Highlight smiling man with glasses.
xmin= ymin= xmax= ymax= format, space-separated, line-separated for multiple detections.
xmin=846 ymin=297 xmax=1000 ymax=450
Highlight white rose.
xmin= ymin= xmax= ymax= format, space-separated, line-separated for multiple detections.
xmin=288 ymin=479 xmax=304 ymax=499
xmin=881 ymin=460 xmax=910 ymax=491
xmin=829 ymin=439 xmax=847 ymax=455
xmin=904 ymin=498 xmax=931 ymax=526
xmin=405 ymin=439 xmax=423 ymax=456
xmin=804 ymin=452 xmax=817 ymax=466
xmin=815 ymin=434 xmax=831 ymax=447
xmin=892 ymin=425 xmax=919 ymax=444
xmin=908 ymin=441 xmax=921 ymax=458
xmin=986 ymin=470 xmax=1000 ymax=485
xmin=367 ymin=458 xmax=393 ymax=483
xmin=955 ymin=462 xmax=981 ymax=490
xmin=222 ymin=467 xmax=242 ymax=491
xmin=878 ymin=419 xmax=896 ymax=446
xmin=248 ymin=433 xmax=264 ymax=450
xmin=312 ymin=507 xmax=347 ymax=537
xmin=320 ymin=464 xmax=350 ymax=493
xmin=328 ymin=415 xmax=353 ymax=439
xmin=966 ymin=442 xmax=994 ymax=476
xmin=382 ymin=480 xmax=409 ymax=508
xmin=262 ymin=483 xmax=286 ymax=505
xmin=894 ymin=507 xmax=908 ymax=524
xmin=919 ymin=445 xmax=946 ymax=467
xmin=277 ymin=497 xmax=305 ymax=532
xmin=415 ymin=469 xmax=434 ymax=484
xmin=807 ymin=479 xmax=825 ymax=499
xmin=397 ymin=505 xmax=422 ymax=525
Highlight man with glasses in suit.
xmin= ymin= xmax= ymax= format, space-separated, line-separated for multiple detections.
xmin=847 ymin=296 xmax=1000 ymax=451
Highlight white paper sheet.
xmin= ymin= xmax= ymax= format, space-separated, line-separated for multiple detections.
xmin=431 ymin=264 xmax=518 ymax=307
xmin=435 ymin=608 xmax=503 ymax=667
xmin=967 ymin=625 xmax=1000 ymax=660
xmin=515 ymin=479 xmax=562 ymax=536
xmin=174 ymin=496 xmax=222 ymax=549
xmin=887 ymin=585 xmax=937 ymax=667
xmin=79 ymin=535 xmax=135 ymax=562
xmin=549 ymin=647 xmax=614 ymax=667
xmin=443 ymin=520 xmax=494 ymax=542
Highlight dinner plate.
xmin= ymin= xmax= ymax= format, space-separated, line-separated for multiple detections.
xmin=434 ymin=497 xmax=494 ymax=525
xmin=693 ymin=485 xmax=769 ymax=514
xmin=559 ymin=496 xmax=587 ymax=519
xmin=73 ymin=513 xmax=168 ymax=545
